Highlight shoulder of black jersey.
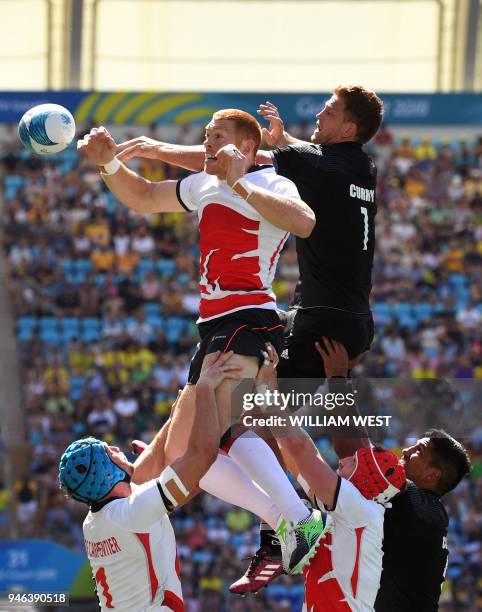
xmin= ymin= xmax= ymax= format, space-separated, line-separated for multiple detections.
xmin=274 ymin=142 xmax=319 ymax=156
xmin=403 ymin=481 xmax=448 ymax=531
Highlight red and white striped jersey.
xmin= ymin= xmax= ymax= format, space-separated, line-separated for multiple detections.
xmin=177 ymin=166 xmax=299 ymax=322
xmin=83 ymin=480 xmax=183 ymax=612
xmin=303 ymin=478 xmax=385 ymax=611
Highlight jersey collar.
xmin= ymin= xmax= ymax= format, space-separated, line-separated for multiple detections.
xmin=90 ymin=496 xmax=124 ymax=512
xmin=246 ymin=164 xmax=272 ymax=173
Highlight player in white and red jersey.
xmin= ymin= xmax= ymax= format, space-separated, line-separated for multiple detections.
xmin=176 ymin=164 xmax=292 ymax=323
xmin=78 ymin=113 xmax=323 ymax=576
xmin=299 ymin=447 xmax=405 ymax=611
xmin=59 ymin=351 xmax=241 ymax=612
xmin=254 ymin=342 xmax=406 ymax=611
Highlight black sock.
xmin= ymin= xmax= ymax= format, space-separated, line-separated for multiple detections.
xmin=260 ymin=522 xmax=281 ymax=557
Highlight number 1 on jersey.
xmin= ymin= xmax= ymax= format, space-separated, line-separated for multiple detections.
xmin=360 ymin=207 xmax=369 ymax=251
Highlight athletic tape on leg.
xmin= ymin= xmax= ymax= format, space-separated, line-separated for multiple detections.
xmin=159 ymin=466 xmax=189 ymax=507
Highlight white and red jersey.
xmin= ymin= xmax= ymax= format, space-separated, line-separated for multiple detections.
xmin=83 ymin=480 xmax=183 ymax=612
xmin=176 ymin=166 xmax=300 ymax=322
xmin=303 ymin=478 xmax=385 ymax=612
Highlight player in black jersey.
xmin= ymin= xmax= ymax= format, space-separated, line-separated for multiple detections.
xmin=318 ymin=339 xmax=472 ymax=611
xmin=117 ymin=87 xmax=382 ymax=378
xmin=257 ymin=86 xmax=383 ymax=377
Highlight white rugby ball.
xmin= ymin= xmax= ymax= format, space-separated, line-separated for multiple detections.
xmin=18 ymin=103 xmax=76 ymax=155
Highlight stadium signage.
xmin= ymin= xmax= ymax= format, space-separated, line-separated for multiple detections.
xmin=0 ymin=92 xmax=482 ymax=125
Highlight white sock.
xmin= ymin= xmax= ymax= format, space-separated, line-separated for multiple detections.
xmin=199 ymin=453 xmax=280 ymax=529
xmin=228 ymin=432 xmax=309 ymax=524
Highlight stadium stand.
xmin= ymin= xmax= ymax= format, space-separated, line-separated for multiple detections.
xmin=1 ymin=124 xmax=481 ymax=610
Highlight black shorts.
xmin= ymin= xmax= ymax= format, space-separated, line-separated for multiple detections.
xmin=277 ymin=307 xmax=374 ymax=379
xmin=188 ymin=308 xmax=285 ymax=384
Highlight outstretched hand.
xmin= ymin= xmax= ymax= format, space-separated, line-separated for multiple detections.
xmin=199 ymin=351 xmax=243 ymax=389
xmin=77 ymin=126 xmax=117 ymax=166
xmin=315 ymin=337 xmax=349 ymax=379
xmin=257 ymin=101 xmax=285 ymax=147
xmin=116 ymin=136 xmax=163 ymax=164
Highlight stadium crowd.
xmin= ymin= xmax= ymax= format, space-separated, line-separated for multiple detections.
xmin=1 ymin=122 xmax=481 ymax=610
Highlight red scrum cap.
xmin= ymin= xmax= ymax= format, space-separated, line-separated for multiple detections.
xmin=348 ymin=446 xmax=406 ymax=504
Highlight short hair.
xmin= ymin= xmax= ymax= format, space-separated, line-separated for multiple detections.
xmin=212 ymin=109 xmax=262 ymax=153
xmin=334 ymin=85 xmax=383 ymax=144
xmin=425 ymin=429 xmax=472 ymax=496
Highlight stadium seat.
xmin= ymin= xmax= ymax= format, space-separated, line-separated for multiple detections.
xmin=146 ymin=315 xmax=163 ymax=330
xmin=138 ymin=259 xmax=155 ymax=275
xmin=391 ymin=302 xmax=411 ymax=317
xmin=413 ymin=303 xmax=433 ymax=321
xmin=82 ymin=329 xmax=100 ymax=343
xmin=144 ymin=303 xmax=162 ymax=316
xmin=40 ymin=328 xmax=61 ymax=345
xmin=81 ymin=318 xmax=101 ymax=334
xmin=39 ymin=317 xmax=58 ymax=330
xmin=156 ymin=260 xmax=176 ymax=276
xmin=17 ymin=328 xmax=34 ymax=342
xmin=76 ymin=259 xmax=93 ymax=274
xmin=165 ymin=317 xmax=186 ymax=342
xmin=69 ymin=376 xmax=86 ymax=400
xmin=60 ymin=317 xmax=80 ymax=330
xmin=17 ymin=316 xmax=37 ymax=331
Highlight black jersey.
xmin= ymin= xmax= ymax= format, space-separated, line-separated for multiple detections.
xmin=273 ymin=141 xmax=377 ymax=313
xmin=375 ymin=481 xmax=448 ymax=611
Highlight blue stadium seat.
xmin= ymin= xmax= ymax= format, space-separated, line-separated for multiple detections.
xmin=144 ymin=303 xmax=162 ymax=316
xmin=40 ymin=328 xmax=61 ymax=344
xmin=138 ymin=259 xmax=155 ymax=275
xmin=398 ymin=314 xmax=417 ymax=329
xmin=391 ymin=302 xmax=411 ymax=317
xmin=81 ymin=317 xmax=101 ymax=331
xmin=146 ymin=315 xmax=163 ymax=330
xmin=413 ymin=303 xmax=433 ymax=321
xmin=156 ymin=260 xmax=176 ymax=276
xmin=17 ymin=316 xmax=37 ymax=331
xmin=82 ymin=329 xmax=99 ymax=343
xmin=449 ymin=273 xmax=466 ymax=289
xmin=61 ymin=259 xmax=74 ymax=273
xmin=17 ymin=328 xmax=34 ymax=342
xmin=61 ymin=328 xmax=80 ymax=342
xmin=165 ymin=317 xmax=185 ymax=342
xmin=76 ymin=259 xmax=93 ymax=274
xmin=60 ymin=317 xmax=79 ymax=330
xmin=69 ymin=376 xmax=86 ymax=401
xmin=374 ymin=302 xmax=390 ymax=315
xmin=68 ymin=271 xmax=86 ymax=285
xmin=39 ymin=317 xmax=58 ymax=330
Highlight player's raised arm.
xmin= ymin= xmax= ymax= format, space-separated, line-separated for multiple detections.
xmin=77 ymin=127 xmax=185 ymax=214
xmin=159 ymin=352 xmax=242 ymax=509
xmin=116 ymin=136 xmax=205 ymax=171
xmin=257 ymin=101 xmax=310 ymax=148
xmin=219 ymin=145 xmax=315 ymax=238
xmin=255 ymin=344 xmax=339 ymax=508
xmin=315 ymin=338 xmax=370 ymax=458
